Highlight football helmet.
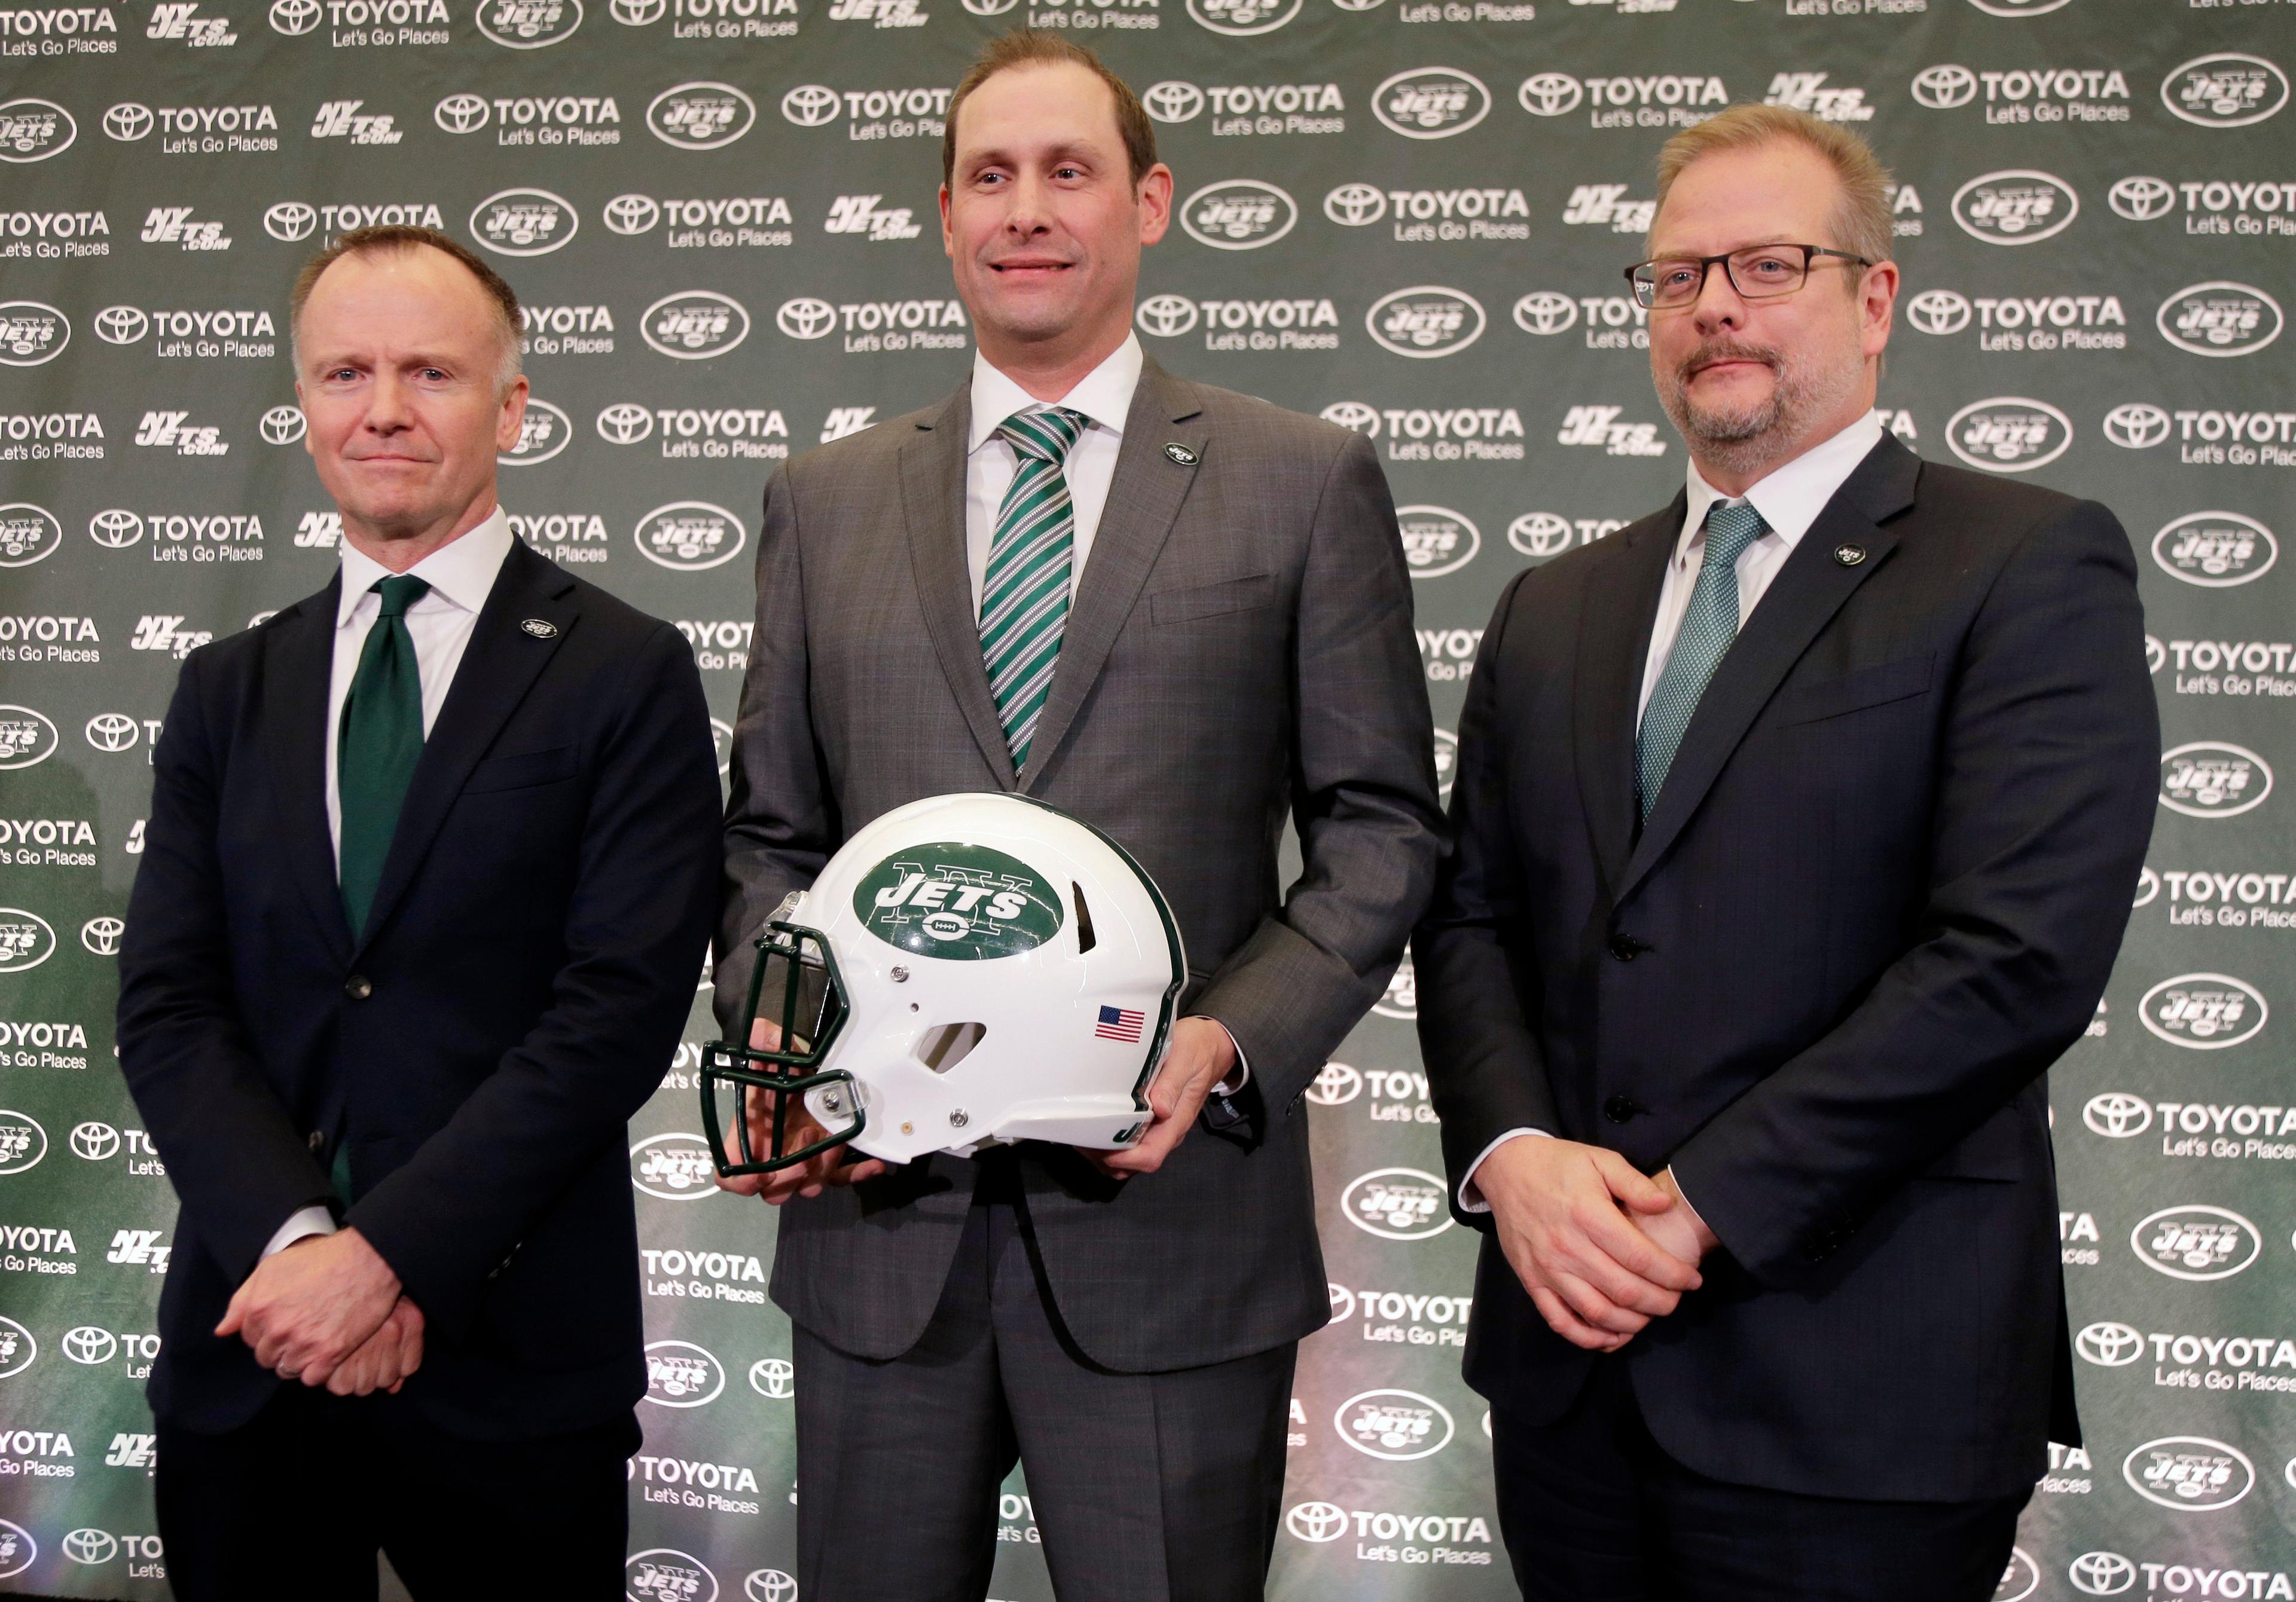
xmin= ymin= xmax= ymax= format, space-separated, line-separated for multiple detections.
xmin=701 ymin=792 xmax=1186 ymax=1175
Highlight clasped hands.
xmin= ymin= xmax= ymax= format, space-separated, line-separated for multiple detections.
xmin=715 ymin=1016 xmax=1238 ymax=1204
xmin=216 ymin=1227 xmax=423 ymax=1398
xmin=1476 ymin=1135 xmax=1720 ymax=1353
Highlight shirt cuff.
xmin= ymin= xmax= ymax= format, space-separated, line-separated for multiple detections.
xmin=261 ymin=1205 xmax=338 ymax=1262
xmin=1662 ymin=1165 xmax=1714 ymax=1239
xmin=1192 ymin=1017 xmax=1248 ymax=1093
xmin=1458 ymin=1127 xmax=1551 ymax=1213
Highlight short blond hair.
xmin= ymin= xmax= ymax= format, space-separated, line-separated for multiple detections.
xmin=1651 ymin=103 xmax=1894 ymax=267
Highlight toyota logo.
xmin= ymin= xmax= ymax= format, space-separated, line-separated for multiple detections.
xmin=1142 ymin=81 xmax=1205 ymax=124
xmin=597 ymin=402 xmax=654 ymax=444
xmin=2082 ymin=1092 xmax=2152 ymax=1138
xmin=1911 ymin=63 xmax=1978 ymax=109
xmin=1134 ymin=294 xmax=1199 ymax=338
xmin=2109 ymin=175 xmax=2176 ymax=221
xmin=1518 ymin=71 xmax=1583 ymax=117
xmin=1512 ymin=291 xmax=1577 ymax=335
xmin=748 ymin=1358 xmax=793 ymax=1398
xmin=270 ymin=0 xmax=320 ymax=30
xmin=1328 ymin=1282 xmax=1356 ymax=1318
xmin=435 ymin=93 xmax=490 ymax=133
xmin=1286 ymin=1502 xmax=1349 ymax=1543
xmin=81 ymin=916 xmax=124 ymax=956
xmin=1510 ymin=511 xmax=1574 ymax=557
xmin=264 ymin=201 xmax=318 ymax=241
xmin=1318 ymin=401 xmax=1379 ymax=436
xmin=69 ymin=1121 xmax=119 ymax=1160
xmin=2103 ymin=402 xmax=2170 ymax=448
xmin=260 ymin=405 xmax=307 ymax=445
xmin=781 ymin=85 xmax=841 ymax=127
xmin=1324 ymin=184 xmax=1387 ymax=227
xmin=1907 ymin=289 xmax=1972 ymax=336
xmin=744 ymin=1573 xmax=797 ymax=1602
xmin=102 ymin=103 xmax=154 ymax=141
xmin=61 ymin=1530 xmax=115 ymax=1566
xmin=93 ymin=305 xmax=148 ymax=345
xmin=62 ymin=1327 xmax=115 ymax=1365
xmin=1306 ymin=1062 xmax=1363 ymax=1104
xmin=775 ymin=297 xmax=836 ymax=340
xmin=613 ymin=0 xmax=666 ymax=19
xmin=2069 ymin=1552 xmax=2136 ymax=1597
xmin=961 ymin=0 xmax=1021 ymax=11
xmin=89 ymin=509 xmax=144 ymax=549
xmin=2075 ymin=1321 xmax=2145 ymax=1366
xmin=604 ymin=194 xmax=660 ymax=235
xmin=86 ymin=714 xmax=139 ymax=753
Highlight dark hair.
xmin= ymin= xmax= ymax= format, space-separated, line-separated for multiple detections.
xmin=289 ymin=225 xmax=523 ymax=390
xmin=941 ymin=31 xmax=1158 ymax=191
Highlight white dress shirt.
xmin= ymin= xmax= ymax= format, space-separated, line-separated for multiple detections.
xmin=1459 ymin=411 xmax=1889 ymax=1216
xmin=264 ymin=506 xmax=517 ymax=1261
xmin=963 ymin=333 xmax=1141 ymax=615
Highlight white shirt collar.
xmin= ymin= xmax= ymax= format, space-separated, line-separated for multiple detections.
xmin=1679 ymin=411 xmax=1889 ymax=560
xmin=967 ymin=333 xmax=1143 ymax=455
xmin=336 ymin=505 xmax=516 ymax=626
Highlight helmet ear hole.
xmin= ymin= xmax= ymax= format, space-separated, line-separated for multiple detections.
xmin=1072 ymin=881 xmax=1097 ymax=955
xmin=915 ymin=1021 xmax=987 ymax=1073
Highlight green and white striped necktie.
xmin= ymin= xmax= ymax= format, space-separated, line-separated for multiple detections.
xmin=979 ymin=404 xmax=1087 ymax=772
xmin=1636 ymin=500 xmax=1769 ymax=820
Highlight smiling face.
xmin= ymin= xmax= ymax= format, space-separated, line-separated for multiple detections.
xmin=294 ymin=244 xmax=526 ymax=557
xmin=941 ymin=61 xmax=1171 ymax=377
xmin=1644 ymin=139 xmax=1897 ymax=487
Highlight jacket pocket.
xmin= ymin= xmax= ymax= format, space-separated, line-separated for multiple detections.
xmin=1151 ymin=572 xmax=1275 ymax=626
xmin=1772 ymin=653 xmax=1935 ymax=728
xmin=462 ymin=744 xmax=578 ymax=794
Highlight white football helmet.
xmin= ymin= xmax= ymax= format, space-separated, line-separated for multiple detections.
xmin=701 ymin=793 xmax=1186 ymax=1173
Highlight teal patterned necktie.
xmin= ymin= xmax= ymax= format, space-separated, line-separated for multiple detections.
xmin=1636 ymin=501 xmax=1769 ymax=820
xmin=337 ymin=573 xmax=430 ymax=938
xmin=979 ymin=405 xmax=1087 ymax=772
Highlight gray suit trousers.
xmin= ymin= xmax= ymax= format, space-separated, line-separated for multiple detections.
xmin=793 ymin=1155 xmax=1296 ymax=1602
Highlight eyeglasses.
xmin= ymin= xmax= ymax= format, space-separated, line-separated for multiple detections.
xmin=1624 ymin=244 xmax=1872 ymax=310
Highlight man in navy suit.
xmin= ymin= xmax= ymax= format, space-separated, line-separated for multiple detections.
xmin=1417 ymin=106 xmax=2157 ymax=1599
xmin=117 ymin=227 xmax=722 ymax=1599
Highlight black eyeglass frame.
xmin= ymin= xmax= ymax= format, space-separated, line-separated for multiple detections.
xmin=1622 ymin=244 xmax=1874 ymax=311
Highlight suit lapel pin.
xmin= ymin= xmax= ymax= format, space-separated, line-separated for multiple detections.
xmin=1833 ymin=544 xmax=1867 ymax=567
xmin=1164 ymin=442 xmax=1198 ymax=466
xmin=520 ymin=617 xmax=559 ymax=639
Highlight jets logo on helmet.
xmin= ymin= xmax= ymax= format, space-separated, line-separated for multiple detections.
xmin=701 ymin=794 xmax=1184 ymax=1174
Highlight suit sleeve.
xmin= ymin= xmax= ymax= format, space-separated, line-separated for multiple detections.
xmin=1413 ymin=568 xmax=1564 ymax=1221
xmin=117 ymin=647 xmax=339 ymax=1285
xmin=714 ymin=463 xmax=839 ymax=1037
xmin=1667 ymin=500 xmax=2160 ymax=1287
xmin=349 ymin=623 xmax=722 ymax=1337
xmin=1189 ymin=430 xmax=1446 ymax=1115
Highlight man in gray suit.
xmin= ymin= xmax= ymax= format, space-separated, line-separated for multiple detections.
xmin=713 ymin=30 xmax=1441 ymax=1602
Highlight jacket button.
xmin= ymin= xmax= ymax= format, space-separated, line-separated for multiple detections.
xmin=1602 ymin=1095 xmax=1641 ymax=1124
xmin=1608 ymin=932 xmax=1648 ymax=962
xmin=343 ymin=975 xmax=372 ymax=1001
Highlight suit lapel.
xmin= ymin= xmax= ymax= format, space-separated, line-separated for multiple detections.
xmin=262 ymin=580 xmax=353 ymax=963
xmin=901 ymin=386 xmax=1018 ymax=789
xmin=350 ymin=539 xmax=576 ymax=958
xmin=1021 ymin=359 xmax=1207 ymax=792
xmin=1614 ymin=436 xmax=1921 ymax=906
xmin=1574 ymin=500 xmax=1679 ymax=895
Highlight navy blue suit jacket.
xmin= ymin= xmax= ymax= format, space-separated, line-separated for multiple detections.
xmin=118 ymin=537 xmax=721 ymax=1439
xmin=1416 ymin=438 xmax=2159 ymax=1502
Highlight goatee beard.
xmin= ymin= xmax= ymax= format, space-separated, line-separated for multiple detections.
xmin=1659 ymin=340 xmax=1864 ymax=479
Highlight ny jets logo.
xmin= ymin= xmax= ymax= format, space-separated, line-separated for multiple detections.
xmin=855 ymin=844 xmax=1064 ymax=960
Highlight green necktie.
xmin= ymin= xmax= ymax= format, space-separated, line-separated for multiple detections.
xmin=980 ymin=405 xmax=1086 ymax=773
xmin=1636 ymin=501 xmax=1769 ymax=820
xmin=337 ymin=574 xmax=431 ymax=939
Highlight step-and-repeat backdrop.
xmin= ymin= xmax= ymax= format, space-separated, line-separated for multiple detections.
xmin=0 ymin=0 xmax=2289 ymax=1596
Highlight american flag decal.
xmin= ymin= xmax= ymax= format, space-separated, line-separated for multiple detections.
xmin=1095 ymin=1005 xmax=1144 ymax=1042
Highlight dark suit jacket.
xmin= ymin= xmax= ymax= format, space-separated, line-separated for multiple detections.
xmin=117 ymin=537 xmax=722 ymax=1439
xmin=1416 ymin=436 xmax=2158 ymax=1502
xmin=717 ymin=357 xmax=1443 ymax=1372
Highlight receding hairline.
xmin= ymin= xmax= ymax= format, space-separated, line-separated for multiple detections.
xmin=289 ymin=230 xmax=524 ymax=392
xmin=1647 ymin=104 xmax=1895 ymax=269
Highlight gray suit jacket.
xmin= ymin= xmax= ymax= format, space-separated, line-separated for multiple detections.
xmin=716 ymin=356 xmax=1442 ymax=1371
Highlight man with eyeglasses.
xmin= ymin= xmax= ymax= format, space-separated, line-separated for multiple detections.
xmin=1416 ymin=103 xmax=2158 ymax=1598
